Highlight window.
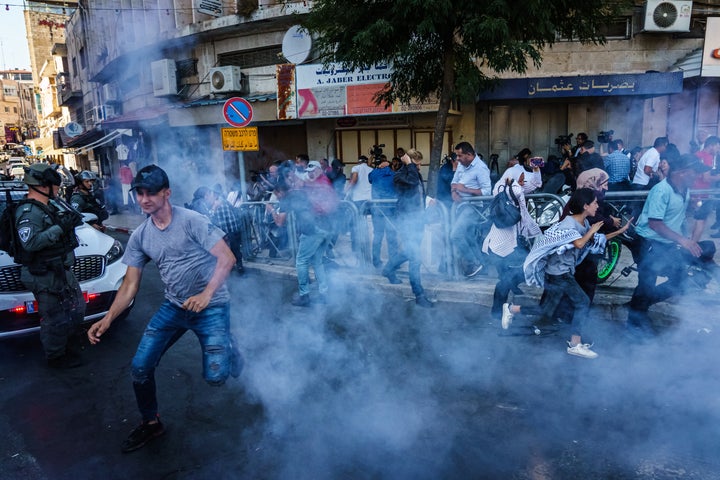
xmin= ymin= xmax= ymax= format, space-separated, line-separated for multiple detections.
xmin=218 ymin=46 xmax=283 ymax=69
xmin=13 ymin=107 xmax=17 ymax=113
xmin=176 ymin=58 xmax=198 ymax=79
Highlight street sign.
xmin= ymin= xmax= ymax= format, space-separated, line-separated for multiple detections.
xmin=222 ymin=97 xmax=254 ymax=127
xmin=221 ymin=127 xmax=259 ymax=151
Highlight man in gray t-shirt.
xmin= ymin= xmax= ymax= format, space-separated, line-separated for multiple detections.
xmin=87 ymin=165 xmax=239 ymax=453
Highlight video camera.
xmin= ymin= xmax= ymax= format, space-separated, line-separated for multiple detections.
xmin=554 ymin=133 xmax=573 ymax=147
xmin=598 ymin=130 xmax=614 ymax=144
xmin=370 ymin=144 xmax=385 ymax=165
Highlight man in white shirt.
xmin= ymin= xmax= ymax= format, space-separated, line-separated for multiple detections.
xmin=451 ymin=142 xmax=492 ymax=277
xmin=345 ymin=155 xmax=373 ymax=210
xmin=632 ymin=137 xmax=668 ymax=190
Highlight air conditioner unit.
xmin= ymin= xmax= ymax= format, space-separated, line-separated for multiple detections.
xmin=151 ymin=59 xmax=177 ymax=96
xmin=209 ymin=66 xmax=244 ymax=93
xmin=643 ymin=0 xmax=693 ymax=32
xmin=102 ymin=83 xmax=119 ymax=102
xmin=88 ymin=105 xmax=117 ymax=124
xmin=102 ymin=104 xmax=117 ymax=119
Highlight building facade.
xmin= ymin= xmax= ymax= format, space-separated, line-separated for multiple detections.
xmin=50 ymin=0 xmax=719 ymax=202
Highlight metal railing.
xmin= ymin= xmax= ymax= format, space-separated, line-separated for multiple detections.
xmin=239 ymin=188 xmax=720 ymax=279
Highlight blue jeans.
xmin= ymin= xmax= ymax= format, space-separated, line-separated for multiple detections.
xmin=131 ymin=301 xmax=232 ymax=422
xmin=371 ymin=204 xmax=399 ymax=267
xmin=384 ymin=215 xmax=424 ymax=297
xmin=296 ymin=229 xmax=330 ymax=296
xmin=521 ymin=272 xmax=590 ymax=337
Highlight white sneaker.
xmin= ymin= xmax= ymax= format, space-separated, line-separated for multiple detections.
xmin=566 ymin=342 xmax=598 ymax=359
xmin=501 ymin=303 xmax=513 ymax=330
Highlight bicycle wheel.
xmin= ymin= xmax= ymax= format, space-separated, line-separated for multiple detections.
xmin=597 ymin=237 xmax=622 ymax=284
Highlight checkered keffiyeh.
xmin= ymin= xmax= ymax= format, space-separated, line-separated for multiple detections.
xmin=523 ymin=222 xmax=606 ymax=288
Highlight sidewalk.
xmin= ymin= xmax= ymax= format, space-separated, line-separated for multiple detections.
xmin=104 ymin=211 xmax=643 ymax=308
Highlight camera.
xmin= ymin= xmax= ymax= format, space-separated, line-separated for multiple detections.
xmin=529 ymin=156 xmax=545 ymax=168
xmin=370 ymin=143 xmax=385 ymax=161
xmin=598 ymin=130 xmax=614 ymax=143
xmin=554 ymin=133 xmax=573 ymax=146
xmin=250 ymin=169 xmax=269 ymax=183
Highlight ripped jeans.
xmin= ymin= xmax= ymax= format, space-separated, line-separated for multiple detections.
xmin=131 ymin=301 xmax=232 ymax=422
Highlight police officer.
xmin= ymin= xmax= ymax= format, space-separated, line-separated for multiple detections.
xmin=71 ymin=170 xmax=109 ymax=231
xmin=16 ymin=163 xmax=85 ymax=368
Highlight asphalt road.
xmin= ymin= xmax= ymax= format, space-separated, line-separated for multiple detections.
xmin=1 ymin=232 xmax=719 ymax=479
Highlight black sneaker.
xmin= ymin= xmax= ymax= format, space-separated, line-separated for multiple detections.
xmin=121 ymin=419 xmax=165 ymax=453
xmin=464 ymin=264 xmax=483 ymax=278
xmin=382 ymin=271 xmax=402 ymax=284
xmin=291 ymin=294 xmax=310 ymax=307
xmin=415 ymin=295 xmax=435 ymax=308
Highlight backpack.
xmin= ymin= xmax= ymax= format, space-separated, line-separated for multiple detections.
xmin=489 ymin=181 xmax=521 ymax=228
xmin=0 ymin=191 xmax=23 ymax=262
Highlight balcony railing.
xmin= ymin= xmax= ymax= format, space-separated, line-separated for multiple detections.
xmin=55 ymin=72 xmax=83 ymax=106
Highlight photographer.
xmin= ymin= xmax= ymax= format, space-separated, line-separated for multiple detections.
xmin=15 ymin=163 xmax=85 ymax=368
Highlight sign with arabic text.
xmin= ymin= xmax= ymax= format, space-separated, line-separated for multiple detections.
xmin=221 ymin=127 xmax=259 ymax=151
xmin=280 ymin=62 xmax=439 ymax=119
xmin=195 ymin=0 xmax=222 ymax=17
xmin=477 ymin=72 xmax=684 ymax=100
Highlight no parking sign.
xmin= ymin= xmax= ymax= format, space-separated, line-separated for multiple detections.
xmin=222 ymin=97 xmax=254 ymax=127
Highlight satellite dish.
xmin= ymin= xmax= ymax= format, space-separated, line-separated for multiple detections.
xmin=64 ymin=122 xmax=84 ymax=138
xmin=282 ymin=25 xmax=313 ymax=64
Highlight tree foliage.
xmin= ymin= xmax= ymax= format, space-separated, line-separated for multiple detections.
xmin=302 ymin=0 xmax=631 ymax=194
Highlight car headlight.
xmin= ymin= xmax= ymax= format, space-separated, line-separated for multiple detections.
xmin=105 ymin=239 xmax=124 ymax=264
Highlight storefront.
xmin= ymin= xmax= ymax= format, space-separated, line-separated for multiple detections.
xmin=475 ymin=72 xmax=685 ymax=167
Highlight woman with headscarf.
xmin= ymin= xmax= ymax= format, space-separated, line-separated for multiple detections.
xmin=482 ymin=164 xmax=542 ymax=317
xmin=554 ymin=168 xmax=629 ymax=316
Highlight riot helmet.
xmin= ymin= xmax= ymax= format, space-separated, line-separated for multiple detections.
xmin=23 ymin=163 xmax=62 ymax=187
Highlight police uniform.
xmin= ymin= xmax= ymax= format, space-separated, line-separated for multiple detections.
xmin=15 ymin=164 xmax=85 ymax=365
xmin=70 ymin=189 xmax=109 ymax=224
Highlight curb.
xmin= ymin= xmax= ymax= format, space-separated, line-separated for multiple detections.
xmin=244 ymin=260 xmax=635 ymax=308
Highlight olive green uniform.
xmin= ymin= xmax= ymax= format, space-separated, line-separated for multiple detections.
xmin=70 ymin=190 xmax=108 ymax=224
xmin=14 ymin=199 xmax=85 ymax=360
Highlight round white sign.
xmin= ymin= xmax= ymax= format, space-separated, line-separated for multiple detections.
xmin=64 ymin=122 xmax=84 ymax=138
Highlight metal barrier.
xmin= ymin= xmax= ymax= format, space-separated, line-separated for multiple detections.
xmin=239 ymin=188 xmax=720 ymax=276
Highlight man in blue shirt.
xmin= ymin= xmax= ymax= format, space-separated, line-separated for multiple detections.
xmin=368 ymin=156 xmax=399 ymax=269
xmin=451 ymin=142 xmax=492 ymax=277
xmin=628 ymin=154 xmax=712 ymax=334
xmin=604 ymin=140 xmax=631 ymax=190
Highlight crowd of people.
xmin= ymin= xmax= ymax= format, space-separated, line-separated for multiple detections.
xmin=7 ymin=130 xmax=720 ymax=452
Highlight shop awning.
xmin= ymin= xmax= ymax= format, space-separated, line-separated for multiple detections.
xmin=670 ymin=48 xmax=703 ymax=79
xmin=64 ymin=128 xmax=105 ymax=149
xmin=101 ymin=104 xmax=172 ymax=129
xmin=75 ymin=130 xmax=129 ymax=155
xmin=175 ymin=93 xmax=277 ymax=109
xmin=477 ymin=72 xmax=684 ymax=101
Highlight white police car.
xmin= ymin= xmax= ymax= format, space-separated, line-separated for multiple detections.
xmin=0 ymin=180 xmax=129 ymax=338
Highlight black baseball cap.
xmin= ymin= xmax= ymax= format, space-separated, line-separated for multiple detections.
xmin=131 ymin=165 xmax=170 ymax=193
